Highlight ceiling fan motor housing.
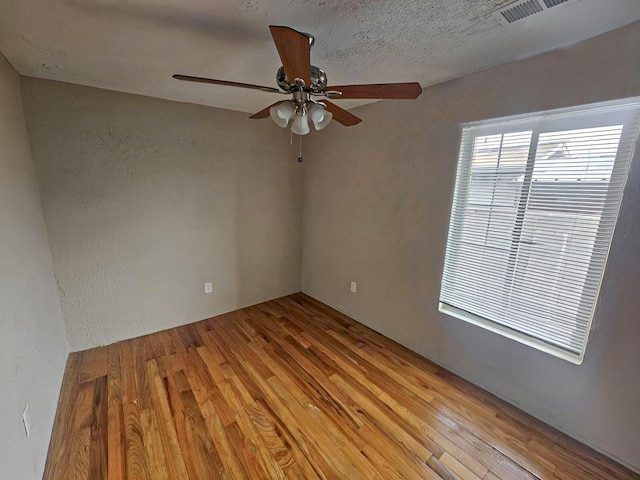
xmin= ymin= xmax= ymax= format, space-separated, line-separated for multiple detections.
xmin=277 ymin=65 xmax=327 ymax=93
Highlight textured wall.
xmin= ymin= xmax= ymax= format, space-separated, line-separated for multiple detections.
xmin=23 ymin=79 xmax=303 ymax=351
xmin=302 ymin=22 xmax=640 ymax=470
xmin=0 ymin=55 xmax=68 ymax=479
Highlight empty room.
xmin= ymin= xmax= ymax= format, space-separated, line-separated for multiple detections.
xmin=2 ymin=1 xmax=640 ymax=478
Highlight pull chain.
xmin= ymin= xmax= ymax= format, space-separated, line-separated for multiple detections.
xmin=298 ymin=134 xmax=303 ymax=163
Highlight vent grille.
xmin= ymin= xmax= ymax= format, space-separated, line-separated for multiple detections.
xmin=492 ymin=0 xmax=580 ymax=26
xmin=500 ymin=0 xmax=543 ymax=23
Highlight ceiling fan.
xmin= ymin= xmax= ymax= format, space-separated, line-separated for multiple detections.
xmin=173 ymin=25 xmax=423 ymax=135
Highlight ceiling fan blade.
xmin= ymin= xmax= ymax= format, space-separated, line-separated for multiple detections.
xmin=323 ymin=101 xmax=362 ymax=127
xmin=172 ymin=74 xmax=282 ymax=94
xmin=249 ymin=101 xmax=286 ymax=119
xmin=326 ymin=82 xmax=422 ymax=99
xmin=269 ymin=25 xmax=311 ymax=87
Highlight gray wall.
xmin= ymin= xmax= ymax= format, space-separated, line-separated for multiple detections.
xmin=22 ymin=79 xmax=303 ymax=352
xmin=302 ymin=22 xmax=640 ymax=470
xmin=0 ymin=55 xmax=68 ymax=479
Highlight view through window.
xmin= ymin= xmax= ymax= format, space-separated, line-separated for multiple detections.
xmin=440 ymin=99 xmax=640 ymax=363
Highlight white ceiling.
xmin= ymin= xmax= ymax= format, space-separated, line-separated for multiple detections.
xmin=1 ymin=0 xmax=640 ymax=114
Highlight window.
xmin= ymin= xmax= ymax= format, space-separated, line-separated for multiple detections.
xmin=439 ymin=98 xmax=640 ymax=363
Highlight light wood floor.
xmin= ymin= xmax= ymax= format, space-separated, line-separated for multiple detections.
xmin=44 ymin=293 xmax=638 ymax=479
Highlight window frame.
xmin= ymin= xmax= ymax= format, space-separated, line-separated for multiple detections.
xmin=439 ymin=98 xmax=640 ymax=364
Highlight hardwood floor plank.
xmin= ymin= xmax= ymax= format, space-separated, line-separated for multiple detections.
xmin=107 ymin=344 xmax=126 ymax=480
xmin=140 ymin=409 xmax=170 ymax=480
xmin=359 ymin=444 xmax=410 ymax=480
xmin=224 ymin=387 xmax=288 ymax=479
xmin=284 ymin=309 xmax=450 ymax=460
xmin=440 ymin=452 xmax=483 ymax=480
xmin=204 ymin=413 xmax=250 ymax=480
xmin=196 ymin=345 xmax=227 ymax=384
xmin=266 ymin=374 xmax=375 ymax=480
xmin=329 ymin=372 xmax=435 ymax=465
xmin=123 ymin=400 xmax=151 ymax=480
xmin=427 ymin=454 xmax=464 ymax=480
xmin=145 ymin=359 xmax=190 ymax=479
xmin=120 ymin=341 xmax=140 ymax=404
xmin=244 ymin=363 xmax=347 ymax=479
xmin=430 ymin=399 xmax=555 ymax=478
xmin=178 ymin=388 xmax=226 ymax=478
xmin=247 ymin=400 xmax=317 ymax=480
xmin=78 ymin=346 xmax=108 ymax=384
xmin=89 ymin=376 xmax=109 ymax=480
xmin=68 ymin=381 xmax=96 ymax=479
xmin=44 ymin=294 xmax=640 ymax=479
xmin=129 ymin=337 xmax=153 ymax=410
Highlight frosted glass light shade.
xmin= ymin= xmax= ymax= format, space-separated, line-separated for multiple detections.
xmin=291 ymin=113 xmax=310 ymax=135
xmin=309 ymin=104 xmax=333 ymax=131
xmin=269 ymin=101 xmax=295 ymax=128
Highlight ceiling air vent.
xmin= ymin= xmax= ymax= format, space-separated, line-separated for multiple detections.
xmin=543 ymin=0 xmax=571 ymax=7
xmin=498 ymin=0 xmax=543 ymax=24
xmin=492 ymin=0 xmax=581 ymax=26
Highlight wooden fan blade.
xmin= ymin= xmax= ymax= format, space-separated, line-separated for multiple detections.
xmin=326 ymin=82 xmax=422 ymax=99
xmin=269 ymin=26 xmax=311 ymax=87
xmin=249 ymin=101 xmax=286 ymax=119
xmin=173 ymin=74 xmax=281 ymax=94
xmin=323 ymin=101 xmax=362 ymax=127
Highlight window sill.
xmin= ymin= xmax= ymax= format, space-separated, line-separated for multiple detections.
xmin=438 ymin=302 xmax=585 ymax=365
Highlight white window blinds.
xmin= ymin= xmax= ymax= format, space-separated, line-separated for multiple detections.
xmin=439 ymin=99 xmax=640 ymax=363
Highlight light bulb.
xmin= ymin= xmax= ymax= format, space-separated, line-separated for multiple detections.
xmin=269 ymin=101 xmax=295 ymax=128
xmin=291 ymin=113 xmax=310 ymax=135
xmin=308 ymin=103 xmax=333 ymax=131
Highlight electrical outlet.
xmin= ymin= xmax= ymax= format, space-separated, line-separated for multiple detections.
xmin=204 ymin=282 xmax=213 ymax=294
xmin=22 ymin=405 xmax=32 ymax=438
xmin=350 ymin=281 xmax=357 ymax=293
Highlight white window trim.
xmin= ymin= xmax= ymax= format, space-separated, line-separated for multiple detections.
xmin=439 ymin=97 xmax=640 ymax=364
xmin=438 ymin=303 xmax=586 ymax=364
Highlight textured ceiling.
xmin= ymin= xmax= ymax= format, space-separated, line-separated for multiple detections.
xmin=1 ymin=0 xmax=640 ymax=114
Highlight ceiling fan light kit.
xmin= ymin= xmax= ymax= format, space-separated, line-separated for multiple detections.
xmin=308 ymin=103 xmax=332 ymax=131
xmin=269 ymin=101 xmax=295 ymax=127
xmin=291 ymin=111 xmax=310 ymax=135
xmin=269 ymin=98 xmax=333 ymax=133
xmin=173 ymin=25 xmax=423 ymax=137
